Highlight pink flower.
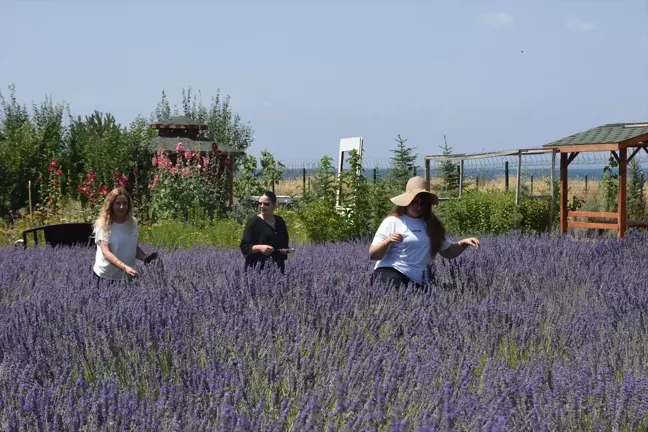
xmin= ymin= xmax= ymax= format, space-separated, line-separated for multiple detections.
xmin=55 ymin=169 xmax=63 ymax=176
xmin=156 ymin=147 xmax=166 ymax=157
xmin=184 ymin=150 xmax=192 ymax=160
xmin=170 ymin=167 xmax=177 ymax=175
xmin=181 ymin=167 xmax=191 ymax=177
xmin=152 ymin=157 xmax=158 ymax=167
xmin=202 ymin=156 xmax=210 ymax=166
xmin=176 ymin=142 xmax=184 ymax=152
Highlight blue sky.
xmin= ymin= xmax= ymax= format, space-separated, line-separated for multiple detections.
xmin=1 ymin=0 xmax=647 ymax=163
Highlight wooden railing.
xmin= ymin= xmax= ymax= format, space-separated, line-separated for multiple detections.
xmin=567 ymin=211 xmax=648 ymax=230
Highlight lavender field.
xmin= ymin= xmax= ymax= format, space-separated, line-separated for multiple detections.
xmin=1 ymin=233 xmax=648 ymax=431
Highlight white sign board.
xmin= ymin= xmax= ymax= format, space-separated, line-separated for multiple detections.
xmin=336 ymin=137 xmax=364 ymax=207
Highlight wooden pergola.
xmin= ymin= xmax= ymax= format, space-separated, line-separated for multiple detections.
xmin=542 ymin=122 xmax=648 ymax=237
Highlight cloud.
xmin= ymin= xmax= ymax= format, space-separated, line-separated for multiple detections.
xmin=564 ymin=18 xmax=598 ymax=33
xmin=479 ymin=12 xmax=514 ymax=29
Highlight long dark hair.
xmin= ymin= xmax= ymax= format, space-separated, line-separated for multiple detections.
xmin=388 ymin=192 xmax=446 ymax=255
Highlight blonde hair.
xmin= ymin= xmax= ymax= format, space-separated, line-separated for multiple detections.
xmin=95 ymin=187 xmax=136 ymax=234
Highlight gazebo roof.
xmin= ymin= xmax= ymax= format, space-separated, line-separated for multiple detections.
xmin=543 ymin=122 xmax=648 ymax=152
xmin=149 ymin=136 xmax=245 ymax=156
xmin=150 ymin=116 xmax=208 ymax=130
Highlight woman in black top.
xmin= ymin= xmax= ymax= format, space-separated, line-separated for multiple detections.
xmin=240 ymin=191 xmax=291 ymax=273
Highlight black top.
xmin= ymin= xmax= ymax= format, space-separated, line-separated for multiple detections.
xmin=239 ymin=215 xmax=290 ymax=270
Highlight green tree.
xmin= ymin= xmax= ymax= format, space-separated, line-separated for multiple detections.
xmin=628 ymin=157 xmax=646 ymax=220
xmin=602 ymin=155 xmax=619 ymax=212
xmin=388 ymin=134 xmax=417 ymax=190
xmin=259 ymin=150 xmax=285 ymax=193
xmin=437 ymin=136 xmax=458 ymax=193
xmin=234 ymin=154 xmax=263 ymax=201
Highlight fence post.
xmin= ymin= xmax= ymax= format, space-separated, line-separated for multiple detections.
xmin=549 ymin=150 xmax=556 ymax=233
xmin=373 ymin=168 xmax=377 ymax=183
xmin=476 ymin=176 xmax=479 ymax=191
xmin=515 ymin=151 xmax=522 ymax=205
xmin=302 ymin=167 xmax=306 ymax=193
xmin=505 ymin=161 xmax=509 ymax=192
xmin=459 ymin=160 xmax=464 ymax=197
xmin=585 ymin=175 xmax=588 ymax=192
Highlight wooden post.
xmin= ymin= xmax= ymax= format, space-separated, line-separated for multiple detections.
xmin=585 ymin=175 xmax=588 ymax=192
xmin=549 ymin=150 xmax=556 ymax=233
xmin=530 ymin=175 xmax=534 ymax=194
xmin=618 ymin=147 xmax=627 ymax=237
xmin=424 ymin=159 xmax=431 ymax=190
xmin=476 ymin=176 xmax=479 ymax=191
xmin=515 ymin=151 xmax=522 ymax=205
xmin=373 ymin=168 xmax=377 ymax=183
xmin=504 ymin=161 xmax=509 ymax=192
xmin=28 ymin=180 xmax=33 ymax=222
xmin=560 ymin=152 xmax=568 ymax=234
xmin=459 ymin=160 xmax=464 ymax=197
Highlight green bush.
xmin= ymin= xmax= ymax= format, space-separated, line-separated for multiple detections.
xmin=438 ymin=190 xmax=555 ymax=236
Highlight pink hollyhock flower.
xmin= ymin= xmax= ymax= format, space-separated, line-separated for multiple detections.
xmin=181 ymin=167 xmax=191 ymax=177
xmin=184 ymin=150 xmax=192 ymax=160
xmin=55 ymin=169 xmax=63 ymax=176
xmin=176 ymin=142 xmax=184 ymax=152
xmin=152 ymin=157 xmax=158 ymax=167
xmin=170 ymin=167 xmax=177 ymax=175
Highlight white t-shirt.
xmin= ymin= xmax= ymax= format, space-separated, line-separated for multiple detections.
xmin=371 ymin=215 xmax=452 ymax=284
xmin=93 ymin=220 xmax=139 ymax=280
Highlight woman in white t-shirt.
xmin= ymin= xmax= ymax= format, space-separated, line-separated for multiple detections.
xmin=93 ymin=187 xmax=157 ymax=284
xmin=369 ymin=176 xmax=480 ymax=290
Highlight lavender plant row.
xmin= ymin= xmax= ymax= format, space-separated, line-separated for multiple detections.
xmin=1 ymin=232 xmax=648 ymax=431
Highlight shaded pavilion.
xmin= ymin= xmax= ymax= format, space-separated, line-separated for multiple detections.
xmin=542 ymin=123 xmax=648 ymax=237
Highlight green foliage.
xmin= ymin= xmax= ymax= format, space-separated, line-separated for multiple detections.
xmin=602 ymin=155 xmax=619 ymax=212
xmin=388 ymin=134 xmax=417 ymax=190
xmin=437 ymin=137 xmax=459 ymax=194
xmin=259 ymin=150 xmax=285 ymax=193
xmin=234 ymin=154 xmax=263 ymax=201
xmin=337 ymin=149 xmax=372 ymax=240
xmin=150 ymin=146 xmax=228 ymax=222
xmin=298 ymin=156 xmax=341 ymax=243
xmin=439 ymin=190 xmax=556 ymax=236
xmin=153 ymin=87 xmax=254 ymax=153
xmin=628 ymin=158 xmax=646 ymax=220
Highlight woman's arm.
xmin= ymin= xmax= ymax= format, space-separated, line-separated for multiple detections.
xmin=369 ymin=217 xmax=401 ymax=260
xmin=438 ymin=237 xmax=480 ymax=259
xmin=240 ymin=216 xmax=269 ymax=255
xmin=99 ymin=241 xmax=138 ymax=276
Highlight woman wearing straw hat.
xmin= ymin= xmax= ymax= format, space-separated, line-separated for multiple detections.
xmin=369 ymin=176 xmax=480 ymax=290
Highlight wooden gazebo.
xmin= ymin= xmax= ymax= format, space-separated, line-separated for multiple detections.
xmin=149 ymin=116 xmax=245 ymax=208
xmin=543 ymin=122 xmax=648 ymax=237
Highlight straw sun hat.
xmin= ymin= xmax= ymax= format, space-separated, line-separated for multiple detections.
xmin=390 ymin=176 xmax=439 ymax=207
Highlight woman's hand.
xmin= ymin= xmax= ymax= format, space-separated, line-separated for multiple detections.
xmin=459 ymin=237 xmax=480 ymax=249
xmin=385 ymin=233 xmax=404 ymax=244
xmin=123 ymin=265 xmax=139 ymax=278
xmin=259 ymin=245 xmax=274 ymax=256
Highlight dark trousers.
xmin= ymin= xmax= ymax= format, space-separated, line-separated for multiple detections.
xmin=371 ymin=267 xmax=426 ymax=291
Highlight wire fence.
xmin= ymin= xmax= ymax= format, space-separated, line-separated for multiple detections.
xmin=273 ymin=151 xmax=648 ymax=196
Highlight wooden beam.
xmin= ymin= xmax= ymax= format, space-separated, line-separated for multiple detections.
xmin=548 ymin=143 xmax=620 ymax=153
xmin=619 ymin=133 xmax=648 ymax=148
xmin=628 ymin=147 xmax=642 ymax=163
xmin=568 ymin=211 xmax=618 ymax=219
xmin=567 ymin=152 xmax=579 ymax=165
xmin=560 ymin=152 xmax=568 ymax=234
xmin=628 ymin=220 xmax=648 ymax=228
xmin=618 ymin=147 xmax=627 ymax=237
xmin=611 ymin=151 xmax=619 ymax=164
xmin=568 ymin=221 xmax=619 ymax=230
